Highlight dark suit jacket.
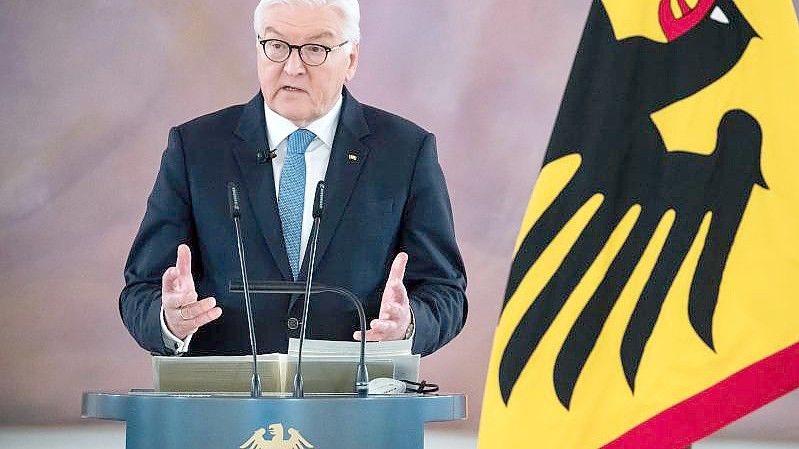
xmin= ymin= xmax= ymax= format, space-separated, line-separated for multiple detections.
xmin=120 ymin=89 xmax=467 ymax=356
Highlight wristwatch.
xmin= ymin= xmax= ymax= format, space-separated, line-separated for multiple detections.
xmin=404 ymin=306 xmax=415 ymax=340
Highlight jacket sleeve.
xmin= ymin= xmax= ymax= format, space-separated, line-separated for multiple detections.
xmin=402 ymin=133 xmax=468 ymax=356
xmin=119 ymin=127 xmax=196 ymax=354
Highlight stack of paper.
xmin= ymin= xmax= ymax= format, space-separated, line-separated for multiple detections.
xmin=152 ymin=339 xmax=420 ymax=394
xmin=287 ymin=338 xmax=419 ymax=382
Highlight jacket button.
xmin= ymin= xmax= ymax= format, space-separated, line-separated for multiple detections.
xmin=287 ymin=317 xmax=299 ymax=330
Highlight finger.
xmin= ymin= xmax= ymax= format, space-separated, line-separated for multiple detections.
xmin=186 ymin=306 xmax=222 ymax=331
xmin=177 ymin=296 xmax=216 ymax=319
xmin=162 ymin=266 xmax=179 ymax=292
xmin=355 ymin=323 xmax=403 ymax=342
xmin=369 ymin=319 xmax=398 ymax=333
xmin=388 ymin=252 xmax=408 ymax=283
xmin=353 ymin=329 xmax=383 ymax=341
xmin=176 ymin=244 xmax=192 ymax=278
xmin=353 ymin=321 xmax=391 ymax=342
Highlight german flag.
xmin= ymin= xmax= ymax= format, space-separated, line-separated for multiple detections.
xmin=479 ymin=1 xmax=799 ymax=447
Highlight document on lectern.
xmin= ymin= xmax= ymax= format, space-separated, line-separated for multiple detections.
xmin=153 ymin=339 xmax=420 ymax=394
xmin=286 ymin=338 xmax=420 ymax=382
xmin=153 ymin=354 xmax=283 ymax=393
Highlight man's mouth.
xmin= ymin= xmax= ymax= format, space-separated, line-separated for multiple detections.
xmin=281 ymin=86 xmax=306 ymax=93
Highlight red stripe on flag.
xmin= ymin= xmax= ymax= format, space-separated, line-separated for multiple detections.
xmin=602 ymin=342 xmax=799 ymax=449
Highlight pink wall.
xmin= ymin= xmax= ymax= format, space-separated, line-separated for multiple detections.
xmin=0 ymin=0 xmax=797 ymax=438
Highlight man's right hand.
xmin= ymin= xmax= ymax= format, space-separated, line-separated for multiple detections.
xmin=162 ymin=244 xmax=222 ymax=339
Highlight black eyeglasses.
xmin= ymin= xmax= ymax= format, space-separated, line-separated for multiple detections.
xmin=258 ymin=38 xmax=349 ymax=66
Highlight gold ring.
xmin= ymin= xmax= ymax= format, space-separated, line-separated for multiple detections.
xmin=179 ymin=306 xmax=191 ymax=321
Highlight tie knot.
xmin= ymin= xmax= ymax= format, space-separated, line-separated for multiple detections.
xmin=287 ymin=129 xmax=316 ymax=155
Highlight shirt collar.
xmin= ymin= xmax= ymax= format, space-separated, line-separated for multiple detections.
xmin=264 ymin=93 xmax=343 ymax=151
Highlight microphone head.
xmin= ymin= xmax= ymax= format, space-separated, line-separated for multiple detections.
xmin=312 ymin=181 xmax=325 ymax=219
xmin=227 ymin=181 xmax=241 ymax=218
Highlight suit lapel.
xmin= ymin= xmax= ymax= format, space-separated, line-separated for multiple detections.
xmin=232 ymin=93 xmax=293 ymax=281
xmin=298 ymin=88 xmax=371 ymax=280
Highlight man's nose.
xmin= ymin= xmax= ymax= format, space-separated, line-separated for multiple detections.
xmin=283 ymin=49 xmax=307 ymax=76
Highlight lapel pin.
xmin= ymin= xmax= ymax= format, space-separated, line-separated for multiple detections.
xmin=347 ymin=150 xmax=359 ymax=163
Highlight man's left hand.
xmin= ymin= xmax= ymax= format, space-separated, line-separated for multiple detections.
xmin=354 ymin=252 xmax=412 ymax=341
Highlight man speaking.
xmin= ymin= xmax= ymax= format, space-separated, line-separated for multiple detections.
xmin=119 ymin=0 xmax=467 ymax=358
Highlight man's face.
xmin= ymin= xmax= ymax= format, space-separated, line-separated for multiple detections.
xmin=257 ymin=4 xmax=359 ymax=127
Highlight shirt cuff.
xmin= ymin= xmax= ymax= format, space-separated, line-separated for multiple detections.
xmin=160 ymin=305 xmax=193 ymax=355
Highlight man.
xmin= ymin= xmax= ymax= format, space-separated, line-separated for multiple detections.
xmin=120 ymin=0 xmax=467 ymax=357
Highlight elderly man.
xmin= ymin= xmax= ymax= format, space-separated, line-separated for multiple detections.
xmin=120 ymin=0 xmax=467 ymax=357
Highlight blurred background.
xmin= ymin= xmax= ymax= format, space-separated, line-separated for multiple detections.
xmin=0 ymin=1 xmax=797 ymax=447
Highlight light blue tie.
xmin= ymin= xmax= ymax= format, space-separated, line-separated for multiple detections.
xmin=279 ymin=129 xmax=316 ymax=280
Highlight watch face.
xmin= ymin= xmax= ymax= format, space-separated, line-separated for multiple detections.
xmin=404 ymin=322 xmax=414 ymax=340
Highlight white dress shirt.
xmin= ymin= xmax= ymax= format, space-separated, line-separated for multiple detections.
xmin=161 ymin=94 xmax=342 ymax=354
xmin=265 ymin=94 xmax=342 ymax=261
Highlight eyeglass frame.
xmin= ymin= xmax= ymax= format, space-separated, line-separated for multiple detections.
xmin=258 ymin=37 xmax=350 ymax=66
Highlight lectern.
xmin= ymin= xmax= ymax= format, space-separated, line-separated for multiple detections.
xmin=82 ymin=391 xmax=466 ymax=449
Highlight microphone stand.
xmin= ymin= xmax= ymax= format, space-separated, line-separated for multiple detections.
xmin=293 ymin=211 xmax=321 ymax=398
xmin=228 ymin=281 xmax=370 ymax=396
xmin=292 ymin=181 xmax=370 ymax=397
xmin=228 ymin=182 xmax=261 ymax=398
xmin=229 ymin=181 xmax=369 ymax=397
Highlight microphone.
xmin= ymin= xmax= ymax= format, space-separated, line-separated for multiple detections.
xmin=294 ymin=181 xmax=327 ymax=398
xmin=228 ymin=182 xmax=241 ymax=218
xmin=227 ymin=181 xmax=262 ymax=398
xmin=312 ymin=181 xmax=325 ymax=219
xmin=256 ymin=149 xmax=277 ymax=164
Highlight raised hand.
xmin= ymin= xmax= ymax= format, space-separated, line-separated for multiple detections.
xmin=162 ymin=244 xmax=222 ymax=339
xmin=354 ymin=252 xmax=412 ymax=342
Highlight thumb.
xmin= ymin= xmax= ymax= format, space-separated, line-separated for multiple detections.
xmin=388 ymin=252 xmax=408 ymax=284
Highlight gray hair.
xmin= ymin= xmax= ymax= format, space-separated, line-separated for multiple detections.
xmin=253 ymin=0 xmax=361 ymax=44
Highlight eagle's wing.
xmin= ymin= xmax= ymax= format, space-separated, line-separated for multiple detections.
xmin=287 ymin=428 xmax=314 ymax=449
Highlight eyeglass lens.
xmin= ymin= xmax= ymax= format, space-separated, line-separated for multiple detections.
xmin=263 ymin=40 xmax=329 ymax=66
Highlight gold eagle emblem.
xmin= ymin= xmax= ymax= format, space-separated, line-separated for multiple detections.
xmin=240 ymin=423 xmax=314 ymax=449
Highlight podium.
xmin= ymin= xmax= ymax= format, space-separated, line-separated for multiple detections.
xmin=82 ymin=391 xmax=466 ymax=449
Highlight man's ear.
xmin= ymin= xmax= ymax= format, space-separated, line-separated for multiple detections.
xmin=345 ymin=43 xmax=360 ymax=82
